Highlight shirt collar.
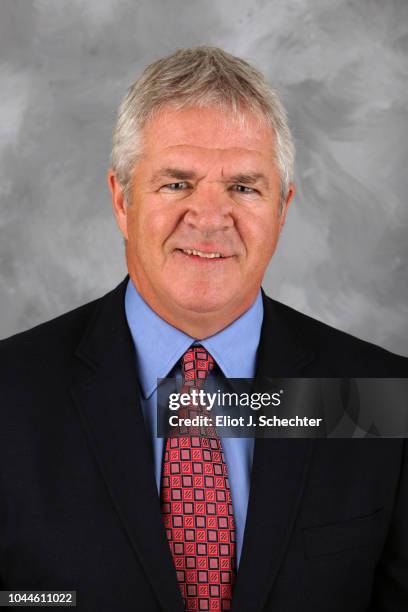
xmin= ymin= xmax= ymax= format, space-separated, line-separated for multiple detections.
xmin=125 ymin=279 xmax=264 ymax=399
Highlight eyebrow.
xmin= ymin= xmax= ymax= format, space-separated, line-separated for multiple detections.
xmin=150 ymin=167 xmax=197 ymax=184
xmin=228 ymin=173 xmax=269 ymax=188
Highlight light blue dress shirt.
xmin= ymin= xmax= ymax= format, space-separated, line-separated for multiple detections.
xmin=124 ymin=279 xmax=263 ymax=567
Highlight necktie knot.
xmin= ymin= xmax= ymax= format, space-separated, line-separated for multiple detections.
xmin=181 ymin=345 xmax=215 ymax=388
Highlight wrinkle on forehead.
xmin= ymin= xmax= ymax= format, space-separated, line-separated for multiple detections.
xmin=159 ymin=143 xmax=268 ymax=156
xmin=142 ymin=106 xmax=276 ymax=156
xmin=151 ymin=144 xmax=275 ymax=169
xmin=147 ymin=148 xmax=276 ymax=184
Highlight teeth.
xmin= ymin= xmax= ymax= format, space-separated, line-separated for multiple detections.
xmin=182 ymin=249 xmax=222 ymax=259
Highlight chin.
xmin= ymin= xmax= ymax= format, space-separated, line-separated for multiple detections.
xmin=171 ymin=285 xmax=235 ymax=314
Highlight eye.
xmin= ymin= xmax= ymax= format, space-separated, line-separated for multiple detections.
xmin=231 ymin=184 xmax=258 ymax=194
xmin=162 ymin=182 xmax=189 ymax=191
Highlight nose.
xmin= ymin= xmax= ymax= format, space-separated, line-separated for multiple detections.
xmin=182 ymin=182 xmax=234 ymax=233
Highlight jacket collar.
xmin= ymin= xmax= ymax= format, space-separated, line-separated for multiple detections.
xmin=256 ymin=288 xmax=316 ymax=377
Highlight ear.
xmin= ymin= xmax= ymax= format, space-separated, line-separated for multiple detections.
xmin=278 ymin=182 xmax=296 ymax=232
xmin=107 ymin=169 xmax=129 ymax=240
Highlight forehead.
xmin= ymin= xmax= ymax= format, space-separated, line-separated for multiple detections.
xmin=139 ymin=105 xmax=277 ymax=171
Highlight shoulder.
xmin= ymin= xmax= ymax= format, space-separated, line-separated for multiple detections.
xmin=263 ymin=294 xmax=408 ymax=376
xmin=0 ymin=275 xmax=130 ymax=387
xmin=0 ymin=295 xmax=102 ymax=384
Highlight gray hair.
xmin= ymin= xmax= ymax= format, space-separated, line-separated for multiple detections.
xmin=110 ymin=46 xmax=294 ymax=205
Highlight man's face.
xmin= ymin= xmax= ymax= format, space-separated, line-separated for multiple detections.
xmin=109 ymin=105 xmax=294 ymax=335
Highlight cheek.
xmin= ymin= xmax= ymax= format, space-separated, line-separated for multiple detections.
xmin=127 ymin=200 xmax=175 ymax=250
xmin=237 ymin=210 xmax=279 ymax=258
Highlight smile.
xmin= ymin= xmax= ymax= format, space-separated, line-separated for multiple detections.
xmin=180 ymin=248 xmax=224 ymax=259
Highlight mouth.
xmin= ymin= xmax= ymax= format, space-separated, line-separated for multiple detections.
xmin=174 ymin=248 xmax=231 ymax=262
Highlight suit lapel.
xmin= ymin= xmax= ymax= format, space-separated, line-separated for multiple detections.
xmin=70 ymin=277 xmax=184 ymax=612
xmin=231 ymin=292 xmax=317 ymax=611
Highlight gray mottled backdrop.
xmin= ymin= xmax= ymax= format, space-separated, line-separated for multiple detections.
xmin=1 ymin=0 xmax=407 ymax=355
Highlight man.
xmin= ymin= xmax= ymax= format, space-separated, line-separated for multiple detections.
xmin=0 ymin=47 xmax=407 ymax=611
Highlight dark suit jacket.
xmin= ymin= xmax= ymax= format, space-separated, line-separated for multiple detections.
xmin=0 ymin=277 xmax=407 ymax=611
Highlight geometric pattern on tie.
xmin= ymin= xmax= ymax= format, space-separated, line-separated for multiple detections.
xmin=160 ymin=346 xmax=236 ymax=611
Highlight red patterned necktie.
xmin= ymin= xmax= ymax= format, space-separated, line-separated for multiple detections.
xmin=160 ymin=346 xmax=236 ymax=611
